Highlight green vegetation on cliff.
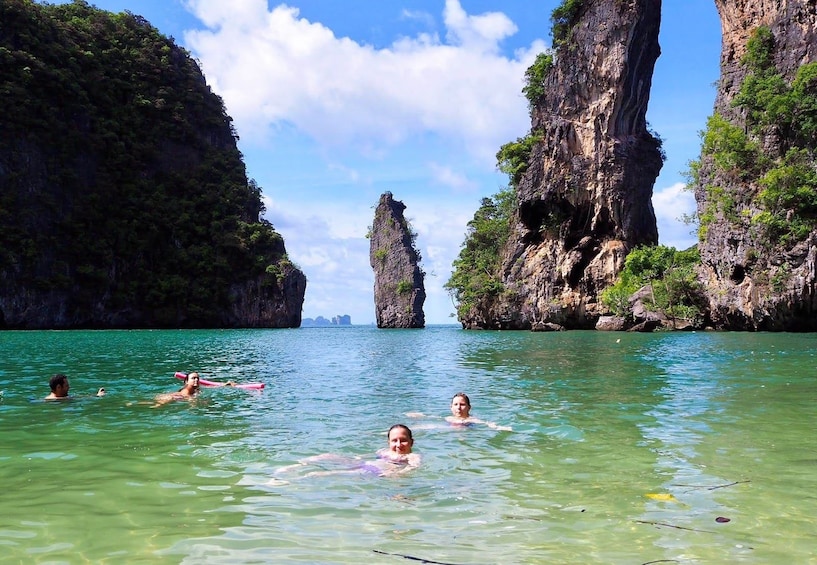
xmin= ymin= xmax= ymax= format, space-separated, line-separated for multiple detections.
xmin=0 ymin=0 xmax=299 ymax=327
xmin=601 ymin=245 xmax=705 ymax=326
xmin=522 ymin=53 xmax=553 ymax=109
xmin=551 ymin=0 xmax=584 ymax=49
xmin=691 ymin=26 xmax=817 ymax=245
xmin=444 ymin=188 xmax=515 ymax=319
xmin=446 ymin=47 xmax=552 ymax=321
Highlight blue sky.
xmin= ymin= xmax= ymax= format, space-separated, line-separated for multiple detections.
xmin=49 ymin=0 xmax=721 ymax=324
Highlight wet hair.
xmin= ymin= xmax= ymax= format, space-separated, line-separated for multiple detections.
xmin=387 ymin=424 xmax=413 ymax=441
xmin=49 ymin=373 xmax=68 ymax=392
xmin=452 ymin=392 xmax=471 ymax=407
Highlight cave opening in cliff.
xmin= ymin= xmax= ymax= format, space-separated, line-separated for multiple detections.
xmin=730 ymin=264 xmax=745 ymax=284
xmin=564 ymin=202 xmax=595 ymax=249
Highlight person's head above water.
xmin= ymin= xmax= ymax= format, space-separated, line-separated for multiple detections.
xmin=387 ymin=424 xmax=414 ymax=455
xmin=179 ymin=372 xmax=200 ymax=394
xmin=47 ymin=374 xmax=70 ymax=398
xmin=450 ymin=392 xmax=471 ymax=419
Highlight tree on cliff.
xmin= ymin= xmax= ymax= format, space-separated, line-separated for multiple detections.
xmin=0 ymin=0 xmax=305 ymax=328
xmin=369 ymin=192 xmax=425 ymax=328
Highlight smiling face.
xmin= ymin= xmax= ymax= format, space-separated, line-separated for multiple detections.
xmin=450 ymin=394 xmax=471 ymax=419
xmin=388 ymin=426 xmax=414 ymax=455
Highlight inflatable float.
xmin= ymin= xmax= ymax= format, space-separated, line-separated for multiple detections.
xmin=174 ymin=372 xmax=265 ymax=390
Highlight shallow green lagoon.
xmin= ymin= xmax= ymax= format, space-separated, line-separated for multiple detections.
xmin=1 ymin=328 xmax=815 ymax=563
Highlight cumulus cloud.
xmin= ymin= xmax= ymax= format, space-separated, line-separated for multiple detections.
xmin=653 ymin=182 xmax=698 ymax=250
xmin=442 ymin=0 xmax=518 ymax=53
xmin=428 ymin=162 xmax=478 ymax=193
xmin=183 ymin=0 xmax=543 ymax=162
xmin=264 ymin=197 xmax=375 ymax=321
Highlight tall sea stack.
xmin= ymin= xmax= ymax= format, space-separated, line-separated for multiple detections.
xmin=369 ymin=192 xmax=425 ymax=328
xmin=461 ymin=0 xmax=663 ymax=329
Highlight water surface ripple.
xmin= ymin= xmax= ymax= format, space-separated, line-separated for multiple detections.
xmin=0 ymin=328 xmax=815 ymax=563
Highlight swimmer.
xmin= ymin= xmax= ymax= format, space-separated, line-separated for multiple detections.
xmin=44 ymin=374 xmax=106 ymax=400
xmin=152 ymin=372 xmax=201 ymax=407
xmin=272 ymin=424 xmax=421 ymax=481
xmin=376 ymin=424 xmax=421 ymax=467
xmin=406 ymin=393 xmax=512 ymax=431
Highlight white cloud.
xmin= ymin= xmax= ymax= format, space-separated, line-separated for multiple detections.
xmin=428 ymin=162 xmax=478 ymax=193
xmin=183 ymin=0 xmax=542 ymax=162
xmin=442 ymin=0 xmax=518 ymax=53
xmin=264 ymin=199 xmax=375 ymax=322
xmin=653 ymin=182 xmax=698 ymax=250
xmin=400 ymin=9 xmax=436 ymax=30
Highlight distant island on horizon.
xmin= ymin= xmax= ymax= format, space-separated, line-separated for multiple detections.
xmin=301 ymin=315 xmax=353 ymax=327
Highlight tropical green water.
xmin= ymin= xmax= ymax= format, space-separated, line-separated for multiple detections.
xmin=0 ymin=327 xmax=815 ymax=564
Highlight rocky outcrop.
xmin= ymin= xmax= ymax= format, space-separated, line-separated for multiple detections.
xmin=461 ymin=0 xmax=663 ymax=329
xmin=369 ymin=192 xmax=425 ymax=328
xmin=693 ymin=0 xmax=817 ymax=330
xmin=227 ymin=264 xmax=306 ymax=328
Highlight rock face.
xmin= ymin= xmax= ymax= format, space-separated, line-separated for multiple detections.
xmin=462 ymin=0 xmax=663 ymax=329
xmin=690 ymin=0 xmax=817 ymax=330
xmin=369 ymin=192 xmax=425 ymax=328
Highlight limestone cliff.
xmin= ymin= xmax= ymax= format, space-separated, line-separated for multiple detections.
xmin=693 ymin=0 xmax=817 ymax=330
xmin=369 ymin=192 xmax=425 ymax=328
xmin=462 ymin=0 xmax=663 ymax=329
xmin=0 ymin=0 xmax=305 ymax=328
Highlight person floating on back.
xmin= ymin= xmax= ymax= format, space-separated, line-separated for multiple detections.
xmin=272 ymin=423 xmax=422 ymax=480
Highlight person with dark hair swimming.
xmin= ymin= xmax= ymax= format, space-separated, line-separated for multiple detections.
xmin=152 ymin=372 xmax=201 ymax=407
xmin=44 ymin=373 xmax=106 ymax=400
xmin=271 ymin=424 xmax=421 ymax=481
xmin=406 ymin=392 xmax=512 ymax=431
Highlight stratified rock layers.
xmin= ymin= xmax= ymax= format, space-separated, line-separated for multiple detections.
xmin=369 ymin=192 xmax=425 ymax=328
xmin=462 ymin=0 xmax=663 ymax=329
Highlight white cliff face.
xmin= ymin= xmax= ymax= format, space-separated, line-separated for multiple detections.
xmin=462 ymin=0 xmax=663 ymax=329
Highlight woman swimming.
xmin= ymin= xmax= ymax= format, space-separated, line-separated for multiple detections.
xmin=373 ymin=424 xmax=422 ymax=472
xmin=272 ymin=424 xmax=421 ymax=480
xmin=406 ymin=393 xmax=512 ymax=431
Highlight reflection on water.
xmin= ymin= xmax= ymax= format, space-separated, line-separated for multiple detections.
xmin=0 ymin=328 xmax=815 ymax=563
